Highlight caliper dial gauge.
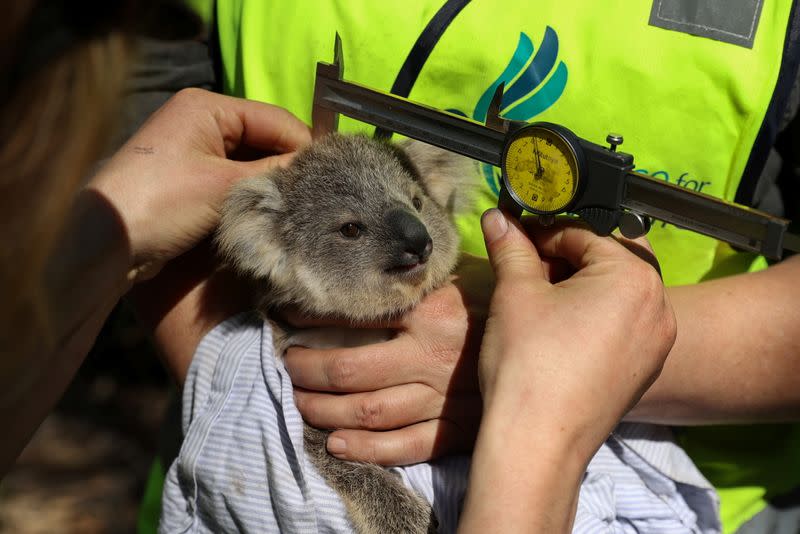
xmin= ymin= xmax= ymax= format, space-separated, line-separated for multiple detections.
xmin=501 ymin=123 xmax=586 ymax=215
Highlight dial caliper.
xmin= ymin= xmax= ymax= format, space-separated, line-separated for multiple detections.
xmin=312 ymin=36 xmax=800 ymax=260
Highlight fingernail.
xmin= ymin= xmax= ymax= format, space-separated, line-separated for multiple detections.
xmin=327 ymin=436 xmax=347 ymax=456
xmin=481 ymin=208 xmax=508 ymax=244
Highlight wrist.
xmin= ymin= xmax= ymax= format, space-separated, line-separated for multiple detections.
xmin=86 ymin=166 xmax=167 ymax=283
xmin=481 ymin=363 xmax=617 ymax=461
xmin=461 ymin=405 xmax=592 ymax=533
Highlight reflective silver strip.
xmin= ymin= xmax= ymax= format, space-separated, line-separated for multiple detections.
xmin=649 ymin=0 xmax=764 ymax=48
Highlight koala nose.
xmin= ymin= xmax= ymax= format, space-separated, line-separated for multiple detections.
xmin=385 ymin=209 xmax=433 ymax=266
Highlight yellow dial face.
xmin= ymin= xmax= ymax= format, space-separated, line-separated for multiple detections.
xmin=503 ymin=127 xmax=580 ymax=214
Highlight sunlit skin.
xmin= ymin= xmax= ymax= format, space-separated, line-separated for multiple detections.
xmin=504 ymin=127 xmax=579 ymax=214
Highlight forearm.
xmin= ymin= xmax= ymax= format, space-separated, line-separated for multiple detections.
xmin=1 ymin=188 xmax=133 ymax=475
xmin=1 ymin=89 xmax=309 ymax=476
xmin=131 ymin=278 xmax=211 ymax=385
xmin=461 ymin=427 xmax=585 ymax=533
xmin=130 ymin=244 xmax=250 ymax=385
xmin=630 ymin=255 xmax=800 ymax=424
xmin=460 ymin=373 xmax=601 ymax=533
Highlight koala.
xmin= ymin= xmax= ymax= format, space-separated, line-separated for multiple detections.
xmin=215 ymin=133 xmax=474 ymax=534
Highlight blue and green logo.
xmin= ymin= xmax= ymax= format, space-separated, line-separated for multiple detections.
xmin=449 ymin=27 xmax=568 ymax=194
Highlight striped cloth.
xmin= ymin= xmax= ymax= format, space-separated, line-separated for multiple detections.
xmin=159 ymin=313 xmax=721 ymax=533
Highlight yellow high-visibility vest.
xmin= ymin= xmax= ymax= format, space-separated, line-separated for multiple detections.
xmin=213 ymin=1 xmax=800 ymax=531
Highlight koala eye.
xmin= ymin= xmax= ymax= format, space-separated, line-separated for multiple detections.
xmin=412 ymin=196 xmax=423 ymax=211
xmin=340 ymin=222 xmax=362 ymax=239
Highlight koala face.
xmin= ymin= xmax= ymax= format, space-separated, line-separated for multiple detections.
xmin=216 ymin=134 xmax=467 ymax=321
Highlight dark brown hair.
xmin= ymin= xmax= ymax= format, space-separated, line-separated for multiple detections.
xmin=0 ymin=1 xmax=205 ymax=356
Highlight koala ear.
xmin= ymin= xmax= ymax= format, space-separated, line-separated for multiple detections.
xmin=215 ymin=174 xmax=288 ymax=281
xmin=400 ymin=139 xmax=477 ymax=215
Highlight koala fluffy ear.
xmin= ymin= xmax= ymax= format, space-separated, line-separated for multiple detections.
xmin=215 ymin=175 xmax=288 ymax=281
xmin=400 ymin=139 xmax=477 ymax=215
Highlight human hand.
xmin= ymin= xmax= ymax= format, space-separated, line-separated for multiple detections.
xmin=457 ymin=211 xmax=675 ymax=533
xmin=284 ymin=253 xmax=494 ymax=465
xmin=89 ymin=88 xmax=311 ymax=282
xmin=477 ymin=210 xmax=676 ymax=454
xmin=99 ymin=88 xmax=309 ymax=381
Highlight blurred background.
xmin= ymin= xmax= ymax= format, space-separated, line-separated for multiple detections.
xmin=0 ymin=2 xmax=212 ymax=532
xmin=0 ymin=304 xmax=170 ymax=534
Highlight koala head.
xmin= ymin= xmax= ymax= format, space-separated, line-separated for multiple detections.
xmin=216 ymin=134 xmax=472 ymax=321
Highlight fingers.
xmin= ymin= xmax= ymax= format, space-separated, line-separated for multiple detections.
xmin=161 ymin=88 xmax=310 ymax=170
xmin=235 ymin=98 xmax=311 ymax=152
xmin=519 ymin=218 xmax=661 ymax=276
xmin=296 ymin=384 xmax=483 ymax=431
xmin=196 ymin=89 xmax=311 ymax=154
xmin=236 ymin=151 xmax=298 ymax=176
xmin=612 ymin=234 xmax=662 ymax=276
xmin=284 ymin=340 xmax=422 ymax=392
xmin=481 ymin=209 xmax=545 ymax=283
xmin=325 ymin=418 xmax=474 ymax=465
xmin=295 ymin=383 xmax=444 ymax=430
xmin=528 ymin=222 xmax=636 ymax=270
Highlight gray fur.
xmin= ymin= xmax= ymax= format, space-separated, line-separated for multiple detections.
xmin=216 ymin=134 xmax=473 ymax=534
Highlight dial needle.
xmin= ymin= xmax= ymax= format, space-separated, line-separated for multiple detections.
xmin=532 ymin=138 xmax=545 ymax=179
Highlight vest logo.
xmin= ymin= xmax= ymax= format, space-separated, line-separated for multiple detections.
xmin=449 ymin=27 xmax=568 ymax=195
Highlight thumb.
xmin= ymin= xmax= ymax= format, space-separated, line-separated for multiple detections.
xmin=481 ymin=209 xmax=545 ymax=283
xmin=236 ymin=151 xmax=298 ymax=176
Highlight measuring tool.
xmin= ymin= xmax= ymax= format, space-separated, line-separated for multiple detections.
xmin=312 ymin=36 xmax=800 ymax=260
